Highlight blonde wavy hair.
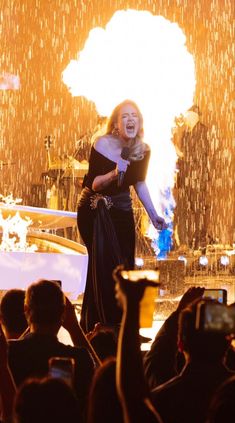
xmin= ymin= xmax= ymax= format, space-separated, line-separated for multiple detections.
xmin=106 ymin=99 xmax=148 ymax=161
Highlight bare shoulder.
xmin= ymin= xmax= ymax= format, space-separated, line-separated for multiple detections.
xmin=93 ymin=135 xmax=111 ymax=154
xmin=94 ymin=134 xmax=120 ymax=159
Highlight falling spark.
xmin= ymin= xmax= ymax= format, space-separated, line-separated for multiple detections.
xmin=62 ymin=9 xmax=196 ymax=257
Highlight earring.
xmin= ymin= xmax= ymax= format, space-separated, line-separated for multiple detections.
xmin=112 ymin=126 xmax=120 ymax=136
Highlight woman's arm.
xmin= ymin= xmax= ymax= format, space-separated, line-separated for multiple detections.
xmin=91 ymin=137 xmax=130 ymax=191
xmin=113 ymin=266 xmax=163 ymax=423
xmin=92 ymin=169 xmax=117 ymax=191
xmin=134 ymin=181 xmax=167 ymax=230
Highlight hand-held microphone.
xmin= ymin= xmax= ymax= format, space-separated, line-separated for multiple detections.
xmin=117 ymin=147 xmax=130 ymax=187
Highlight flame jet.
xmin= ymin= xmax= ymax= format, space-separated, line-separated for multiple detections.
xmin=63 ymin=9 xmax=196 ymax=257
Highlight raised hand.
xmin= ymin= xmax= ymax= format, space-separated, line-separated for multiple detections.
xmin=115 ymin=157 xmax=130 ymax=175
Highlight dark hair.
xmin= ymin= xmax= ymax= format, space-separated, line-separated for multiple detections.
xmin=14 ymin=377 xmax=79 ymax=423
xmin=0 ymin=289 xmax=27 ymax=336
xmin=25 ymin=279 xmax=65 ymax=326
xmin=89 ymin=327 xmax=117 ymax=361
xmin=88 ymin=357 xmax=123 ymax=423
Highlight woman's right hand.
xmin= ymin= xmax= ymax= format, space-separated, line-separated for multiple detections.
xmin=115 ymin=157 xmax=130 ymax=175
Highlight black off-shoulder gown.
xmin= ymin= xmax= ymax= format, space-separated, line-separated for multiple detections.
xmin=77 ymin=146 xmax=150 ymax=332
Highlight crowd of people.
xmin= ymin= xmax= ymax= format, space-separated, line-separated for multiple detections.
xmin=0 ymin=277 xmax=234 ymax=422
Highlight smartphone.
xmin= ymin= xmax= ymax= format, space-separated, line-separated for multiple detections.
xmin=196 ymin=301 xmax=235 ymax=334
xmin=120 ymin=269 xmax=160 ymax=284
xmin=120 ymin=269 xmax=160 ymax=328
xmin=48 ymin=357 xmax=75 ymax=388
xmin=202 ymin=289 xmax=227 ymax=304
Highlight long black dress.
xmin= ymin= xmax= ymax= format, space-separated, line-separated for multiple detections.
xmin=77 ymin=145 xmax=150 ymax=332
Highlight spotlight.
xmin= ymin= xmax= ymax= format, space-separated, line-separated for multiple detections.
xmin=220 ymin=255 xmax=230 ymax=266
xmin=199 ymin=255 xmax=208 ymax=266
xmin=135 ymin=257 xmax=144 ymax=268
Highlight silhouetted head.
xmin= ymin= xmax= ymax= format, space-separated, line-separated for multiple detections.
xmin=13 ymin=377 xmax=79 ymax=423
xmin=178 ymin=299 xmax=230 ymax=362
xmin=0 ymin=289 xmax=27 ymax=338
xmin=89 ymin=326 xmax=117 ymax=361
xmin=24 ymin=279 xmax=65 ymax=328
xmin=88 ymin=357 xmax=123 ymax=423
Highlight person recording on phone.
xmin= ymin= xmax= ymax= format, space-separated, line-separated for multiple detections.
xmin=7 ymin=279 xmax=94 ymax=418
xmin=77 ymin=99 xmax=167 ymax=333
xmin=151 ymin=298 xmax=234 ymax=423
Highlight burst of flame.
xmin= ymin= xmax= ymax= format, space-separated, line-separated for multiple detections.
xmin=62 ymin=9 xmax=196 ymax=256
xmin=0 ymin=194 xmax=37 ymax=252
xmin=0 ymin=193 xmax=22 ymax=206
xmin=0 ymin=211 xmax=37 ymax=252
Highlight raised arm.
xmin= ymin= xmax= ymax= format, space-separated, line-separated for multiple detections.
xmin=134 ymin=181 xmax=167 ymax=230
xmin=113 ymin=266 xmax=163 ymax=423
xmin=91 ymin=136 xmax=130 ymax=192
xmin=62 ymin=297 xmax=102 ymax=367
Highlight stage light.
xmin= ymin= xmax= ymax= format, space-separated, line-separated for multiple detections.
xmin=135 ymin=257 xmax=144 ymax=268
xmin=178 ymin=255 xmax=187 ymax=265
xmin=199 ymin=255 xmax=208 ymax=266
xmin=220 ymin=255 xmax=230 ymax=266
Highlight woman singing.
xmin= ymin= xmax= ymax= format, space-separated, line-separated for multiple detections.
xmin=77 ymin=100 xmax=167 ymax=332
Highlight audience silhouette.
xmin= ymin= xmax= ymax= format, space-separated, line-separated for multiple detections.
xmin=0 ymin=289 xmax=27 ymax=340
xmin=151 ymin=299 xmax=233 ymax=423
xmin=0 ymin=273 xmax=234 ymax=423
xmin=7 ymin=279 xmax=94 ymax=420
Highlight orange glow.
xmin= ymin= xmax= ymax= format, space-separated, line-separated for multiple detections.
xmin=63 ymin=9 xmax=196 ymax=224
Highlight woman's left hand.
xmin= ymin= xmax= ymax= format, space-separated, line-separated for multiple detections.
xmin=152 ymin=215 xmax=168 ymax=231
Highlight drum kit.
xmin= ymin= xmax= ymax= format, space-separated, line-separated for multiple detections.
xmin=42 ymin=136 xmax=88 ymax=211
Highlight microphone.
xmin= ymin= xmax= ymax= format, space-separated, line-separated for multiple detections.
xmin=117 ymin=147 xmax=130 ymax=187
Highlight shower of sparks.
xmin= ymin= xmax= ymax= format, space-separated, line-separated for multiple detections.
xmin=62 ymin=9 xmax=196 ymax=256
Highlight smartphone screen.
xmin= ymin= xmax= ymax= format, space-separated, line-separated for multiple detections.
xmin=48 ymin=357 xmax=75 ymax=388
xmin=197 ymin=302 xmax=235 ymax=334
xmin=203 ymin=289 xmax=227 ymax=304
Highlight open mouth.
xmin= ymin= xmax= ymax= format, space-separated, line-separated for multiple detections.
xmin=126 ymin=123 xmax=135 ymax=131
